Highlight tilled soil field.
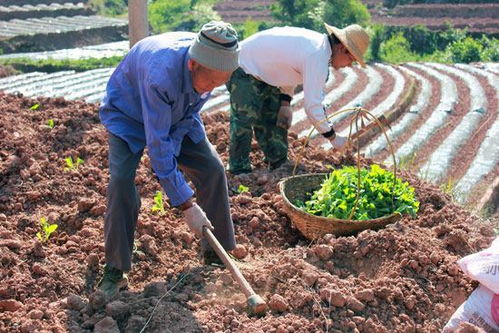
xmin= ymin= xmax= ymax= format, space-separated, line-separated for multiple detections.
xmin=0 ymin=93 xmax=497 ymax=332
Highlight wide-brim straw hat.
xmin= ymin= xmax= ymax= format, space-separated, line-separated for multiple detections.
xmin=324 ymin=23 xmax=369 ymax=67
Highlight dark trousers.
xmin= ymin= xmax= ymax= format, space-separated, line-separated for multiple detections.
xmin=104 ymin=132 xmax=235 ymax=272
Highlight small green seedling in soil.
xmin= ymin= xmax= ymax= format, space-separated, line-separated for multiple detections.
xmin=47 ymin=119 xmax=55 ymax=128
xmin=151 ymin=191 xmax=165 ymax=215
xmin=237 ymin=184 xmax=249 ymax=194
xmin=440 ymin=178 xmax=456 ymax=197
xmin=64 ymin=156 xmax=84 ymax=171
xmin=36 ymin=217 xmax=58 ymax=243
xmin=30 ymin=103 xmax=40 ymax=110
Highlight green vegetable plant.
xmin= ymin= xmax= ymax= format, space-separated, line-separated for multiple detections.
xmin=296 ymin=164 xmax=419 ymax=220
xmin=30 ymin=103 xmax=40 ymax=110
xmin=151 ymin=191 xmax=165 ymax=215
xmin=36 ymin=217 xmax=58 ymax=242
xmin=47 ymin=119 xmax=55 ymax=128
xmin=237 ymin=184 xmax=249 ymax=194
xmin=64 ymin=156 xmax=84 ymax=171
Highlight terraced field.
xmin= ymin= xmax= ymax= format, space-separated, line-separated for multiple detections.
xmin=1 ymin=61 xmax=497 ymax=214
xmin=214 ymin=0 xmax=499 ymax=36
xmin=0 ymin=1 xmax=127 ymax=53
xmin=214 ymin=0 xmax=275 ymax=23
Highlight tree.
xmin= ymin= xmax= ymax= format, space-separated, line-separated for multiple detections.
xmin=271 ymin=0 xmax=370 ymax=32
xmin=322 ymin=0 xmax=370 ymax=29
xmin=148 ymin=0 xmax=220 ymax=33
xmin=271 ymin=0 xmax=322 ymax=30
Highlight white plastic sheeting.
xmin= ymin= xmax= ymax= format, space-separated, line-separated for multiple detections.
xmin=219 ymin=69 xmax=334 ymax=113
xmin=386 ymin=62 xmax=458 ymax=165
xmin=364 ymin=65 xmax=432 ymax=157
xmin=0 ymin=41 xmax=129 ymax=60
xmin=292 ymin=68 xmax=350 ymax=126
xmin=366 ymin=64 xmax=406 ymax=118
xmin=322 ymin=64 xmax=398 ymax=149
xmin=452 ymin=64 xmax=499 ymax=203
xmin=200 ymin=91 xmax=229 ymax=112
xmin=418 ymin=63 xmax=488 ymax=183
xmin=298 ymin=65 xmax=382 ymax=146
xmin=454 ymin=118 xmax=499 ymax=203
xmin=483 ymin=63 xmax=499 ymax=76
xmin=23 ymin=68 xmax=113 ymax=98
xmin=2 ymin=71 xmax=76 ymax=93
xmin=0 ymin=72 xmax=46 ymax=88
xmin=334 ymin=64 xmax=405 ymax=148
xmin=0 ymin=15 xmax=127 ymax=38
xmin=0 ymin=68 xmax=115 ymax=103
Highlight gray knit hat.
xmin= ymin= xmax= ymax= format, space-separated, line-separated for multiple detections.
xmin=188 ymin=21 xmax=240 ymax=72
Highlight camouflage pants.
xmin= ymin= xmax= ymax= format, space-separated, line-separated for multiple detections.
xmin=226 ymin=68 xmax=288 ymax=173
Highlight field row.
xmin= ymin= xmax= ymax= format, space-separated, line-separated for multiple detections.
xmin=0 ymin=2 xmax=91 ymax=21
xmin=0 ymin=1 xmax=127 ymax=54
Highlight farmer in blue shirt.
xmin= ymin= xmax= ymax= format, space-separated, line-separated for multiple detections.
xmin=98 ymin=21 xmax=240 ymax=298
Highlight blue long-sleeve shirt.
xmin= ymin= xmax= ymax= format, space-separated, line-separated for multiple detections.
xmin=100 ymin=32 xmax=210 ymax=206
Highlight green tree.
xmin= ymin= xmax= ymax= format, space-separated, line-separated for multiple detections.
xmin=149 ymin=0 xmax=221 ymax=33
xmin=446 ymin=37 xmax=483 ymax=63
xmin=271 ymin=0 xmax=322 ymax=30
xmin=380 ymin=32 xmax=418 ymax=63
xmin=88 ymin=0 xmax=128 ymax=16
xmin=271 ymin=0 xmax=369 ymax=31
xmin=480 ymin=36 xmax=499 ymax=62
xmin=322 ymin=0 xmax=370 ymax=28
xmin=149 ymin=0 xmax=191 ymax=33
xmin=366 ymin=24 xmax=385 ymax=61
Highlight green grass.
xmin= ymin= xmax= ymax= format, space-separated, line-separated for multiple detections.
xmin=0 ymin=56 xmax=124 ymax=73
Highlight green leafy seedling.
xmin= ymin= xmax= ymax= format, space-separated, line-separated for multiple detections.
xmin=64 ymin=156 xmax=84 ymax=171
xmin=47 ymin=119 xmax=55 ymax=128
xmin=237 ymin=184 xmax=249 ymax=194
xmin=30 ymin=103 xmax=40 ymax=110
xmin=36 ymin=217 xmax=58 ymax=243
xmin=151 ymin=191 xmax=165 ymax=215
xmin=296 ymin=164 xmax=419 ymax=220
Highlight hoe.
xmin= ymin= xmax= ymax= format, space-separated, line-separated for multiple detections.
xmin=203 ymin=226 xmax=268 ymax=315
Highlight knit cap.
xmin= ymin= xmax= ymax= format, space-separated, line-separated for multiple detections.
xmin=189 ymin=21 xmax=240 ymax=72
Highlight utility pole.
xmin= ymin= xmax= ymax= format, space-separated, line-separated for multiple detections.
xmin=128 ymin=0 xmax=149 ymax=48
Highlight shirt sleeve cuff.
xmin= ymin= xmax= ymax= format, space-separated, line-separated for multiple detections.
xmin=160 ymin=178 xmax=194 ymax=207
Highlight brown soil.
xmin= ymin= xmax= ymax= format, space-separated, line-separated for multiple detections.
xmin=0 ymin=65 xmax=18 ymax=79
xmin=0 ymin=93 xmax=497 ymax=332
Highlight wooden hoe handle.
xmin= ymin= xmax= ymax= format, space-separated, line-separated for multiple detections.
xmin=202 ymin=227 xmax=256 ymax=298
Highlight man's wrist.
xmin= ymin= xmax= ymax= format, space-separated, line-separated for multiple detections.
xmin=279 ymin=94 xmax=292 ymax=104
xmin=179 ymin=198 xmax=194 ymax=211
xmin=322 ymin=127 xmax=336 ymax=139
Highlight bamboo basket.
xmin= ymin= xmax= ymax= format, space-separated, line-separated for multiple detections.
xmin=279 ymin=173 xmax=402 ymax=239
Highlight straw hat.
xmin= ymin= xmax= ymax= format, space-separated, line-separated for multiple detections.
xmin=324 ymin=23 xmax=369 ymax=67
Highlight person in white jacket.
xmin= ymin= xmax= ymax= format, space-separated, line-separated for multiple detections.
xmin=226 ymin=23 xmax=369 ymax=174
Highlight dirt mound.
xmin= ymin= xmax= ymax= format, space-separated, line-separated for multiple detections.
xmin=0 ymin=93 xmax=497 ymax=332
xmin=0 ymin=65 xmax=18 ymax=78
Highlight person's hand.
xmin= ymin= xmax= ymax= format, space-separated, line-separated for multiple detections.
xmin=183 ymin=203 xmax=214 ymax=238
xmin=276 ymin=105 xmax=292 ymax=129
xmin=329 ymin=135 xmax=349 ymax=151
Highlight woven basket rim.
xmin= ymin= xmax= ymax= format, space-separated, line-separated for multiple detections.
xmin=279 ymin=173 xmax=403 ymax=224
